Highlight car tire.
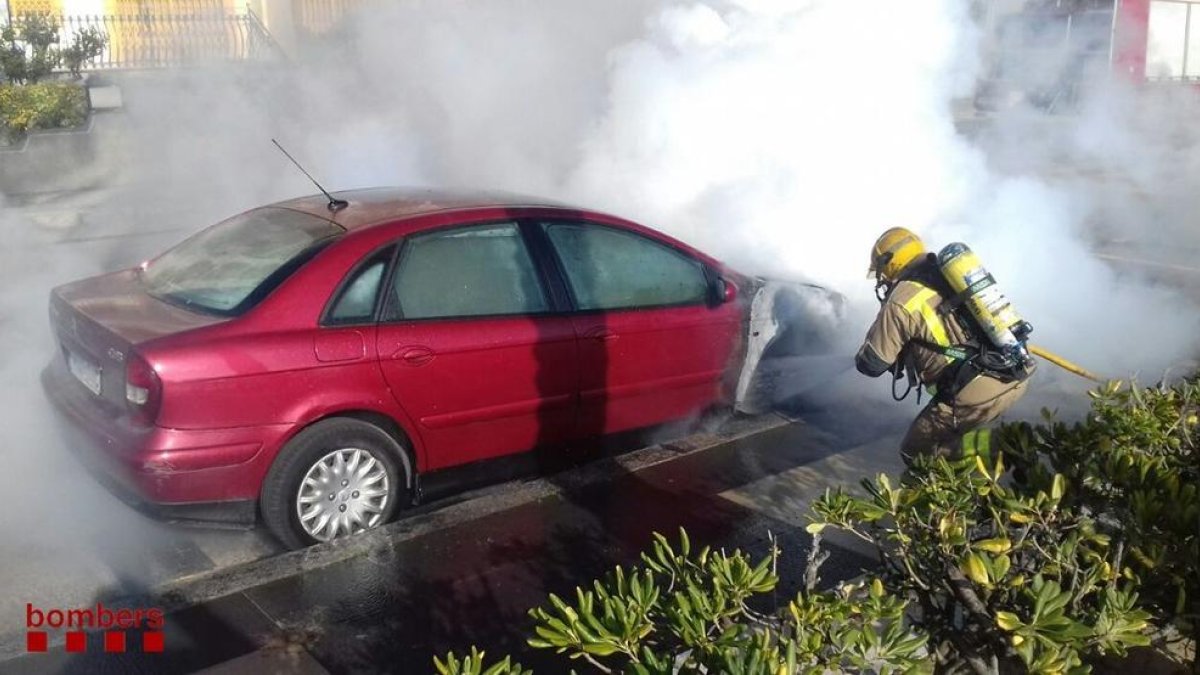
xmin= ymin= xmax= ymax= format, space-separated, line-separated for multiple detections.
xmin=260 ymin=418 xmax=411 ymax=550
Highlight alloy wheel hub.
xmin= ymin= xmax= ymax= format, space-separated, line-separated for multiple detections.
xmin=296 ymin=448 xmax=390 ymax=541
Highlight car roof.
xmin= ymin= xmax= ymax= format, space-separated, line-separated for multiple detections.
xmin=271 ymin=186 xmax=583 ymax=230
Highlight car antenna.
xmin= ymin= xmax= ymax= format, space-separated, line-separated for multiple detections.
xmin=271 ymin=139 xmax=348 ymax=212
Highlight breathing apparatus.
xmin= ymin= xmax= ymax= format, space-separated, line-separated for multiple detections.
xmin=868 ymin=229 xmax=1102 ymax=389
xmin=935 ymin=242 xmax=1035 ymax=381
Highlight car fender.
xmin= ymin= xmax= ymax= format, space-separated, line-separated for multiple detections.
xmin=735 ymin=278 xmax=848 ymax=414
xmin=281 ymin=396 xmax=428 ymax=474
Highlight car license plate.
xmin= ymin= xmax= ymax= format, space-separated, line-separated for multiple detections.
xmin=67 ymin=349 xmax=102 ymax=396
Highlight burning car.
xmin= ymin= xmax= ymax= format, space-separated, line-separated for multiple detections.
xmin=41 ymin=187 xmax=838 ymax=549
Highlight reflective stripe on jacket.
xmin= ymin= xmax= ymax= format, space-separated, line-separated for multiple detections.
xmin=856 ymin=279 xmax=973 ymax=386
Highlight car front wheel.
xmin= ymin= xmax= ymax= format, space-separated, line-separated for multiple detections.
xmin=261 ymin=418 xmax=410 ymax=549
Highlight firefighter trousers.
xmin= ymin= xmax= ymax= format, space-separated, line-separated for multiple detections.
xmin=899 ymin=373 xmax=1028 ymax=466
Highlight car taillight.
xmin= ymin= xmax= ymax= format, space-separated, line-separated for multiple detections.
xmin=125 ymin=352 xmax=161 ymax=424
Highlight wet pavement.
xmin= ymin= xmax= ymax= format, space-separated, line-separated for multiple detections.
xmin=0 ymin=415 xmax=903 ymax=675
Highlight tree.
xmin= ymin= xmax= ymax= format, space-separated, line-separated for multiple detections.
xmin=61 ymin=26 xmax=107 ymax=79
xmin=1 ymin=14 xmax=106 ymax=84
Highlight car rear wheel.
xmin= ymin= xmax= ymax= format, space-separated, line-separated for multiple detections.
xmin=261 ymin=418 xmax=411 ymax=549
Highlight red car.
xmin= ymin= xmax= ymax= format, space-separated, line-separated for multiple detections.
xmin=42 ymin=188 xmax=753 ymax=548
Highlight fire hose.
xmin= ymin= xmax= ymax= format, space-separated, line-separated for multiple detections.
xmin=1029 ymin=344 xmax=1104 ymax=383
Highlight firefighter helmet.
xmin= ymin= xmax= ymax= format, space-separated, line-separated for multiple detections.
xmin=868 ymin=227 xmax=926 ymax=282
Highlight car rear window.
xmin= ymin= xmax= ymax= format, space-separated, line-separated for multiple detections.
xmin=141 ymin=207 xmax=343 ymax=315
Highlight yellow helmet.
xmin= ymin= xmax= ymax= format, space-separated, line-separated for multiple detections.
xmin=868 ymin=227 xmax=926 ymax=281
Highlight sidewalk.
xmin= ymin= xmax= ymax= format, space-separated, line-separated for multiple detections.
xmin=0 ymin=414 xmax=904 ymax=674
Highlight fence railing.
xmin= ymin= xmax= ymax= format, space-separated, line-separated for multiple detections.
xmin=294 ymin=0 xmax=360 ymax=36
xmin=8 ymin=11 xmax=281 ymax=71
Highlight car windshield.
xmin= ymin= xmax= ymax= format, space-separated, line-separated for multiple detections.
xmin=141 ymin=207 xmax=343 ymax=315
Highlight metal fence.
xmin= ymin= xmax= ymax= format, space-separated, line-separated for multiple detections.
xmin=294 ymin=0 xmax=360 ymax=37
xmin=8 ymin=10 xmax=280 ymax=71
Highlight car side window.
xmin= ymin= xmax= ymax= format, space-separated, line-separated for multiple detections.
xmin=385 ymin=222 xmax=548 ymax=321
xmin=326 ymin=245 xmax=394 ymax=325
xmin=543 ymin=222 xmax=708 ymax=311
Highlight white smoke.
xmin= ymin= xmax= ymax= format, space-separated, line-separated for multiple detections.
xmin=77 ymin=0 xmax=1200 ymax=409
xmin=568 ymin=0 xmax=985 ymax=293
xmin=558 ymin=0 xmax=1200 ymax=386
xmin=287 ymin=0 xmax=1200 ymax=389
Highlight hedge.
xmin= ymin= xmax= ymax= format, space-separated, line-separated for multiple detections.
xmin=0 ymin=81 xmax=88 ymax=136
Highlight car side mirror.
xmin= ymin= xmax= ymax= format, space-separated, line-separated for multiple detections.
xmin=709 ymin=276 xmax=737 ymax=306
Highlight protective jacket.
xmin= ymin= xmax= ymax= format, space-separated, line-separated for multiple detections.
xmin=855 ymin=257 xmax=973 ymax=390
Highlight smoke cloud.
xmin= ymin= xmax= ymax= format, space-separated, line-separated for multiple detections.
xmin=293 ymin=0 xmax=1199 ymax=389
xmin=88 ymin=0 xmax=1200 ymax=392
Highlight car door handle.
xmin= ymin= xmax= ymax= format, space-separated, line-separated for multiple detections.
xmin=584 ymin=328 xmax=618 ymax=342
xmin=394 ymin=346 xmax=435 ymax=366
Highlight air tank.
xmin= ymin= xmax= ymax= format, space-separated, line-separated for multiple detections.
xmin=937 ymin=242 xmax=1031 ymax=364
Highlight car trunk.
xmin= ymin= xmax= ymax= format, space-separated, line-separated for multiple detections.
xmin=49 ymin=269 xmax=226 ymax=413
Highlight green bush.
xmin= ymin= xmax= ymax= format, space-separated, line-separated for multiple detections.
xmin=808 ymin=379 xmax=1200 ymax=673
xmin=0 ymin=81 xmax=87 ymax=135
xmin=998 ymin=380 xmax=1200 ymax=662
xmin=811 ymin=457 xmax=1153 ymax=674
xmin=434 ymin=647 xmax=531 ymax=675
xmin=436 ymin=530 xmax=931 ymax=675
xmin=439 ymin=381 xmax=1197 ymax=674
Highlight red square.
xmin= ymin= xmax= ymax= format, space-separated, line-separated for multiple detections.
xmin=142 ymin=632 xmax=164 ymax=653
xmin=26 ymin=632 xmax=47 ymax=653
xmin=65 ymin=632 xmax=86 ymax=653
xmin=104 ymin=631 xmax=126 ymax=654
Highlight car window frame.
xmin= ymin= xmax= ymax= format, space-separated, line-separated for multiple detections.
xmin=378 ymin=220 xmax=558 ymax=324
xmin=532 ymin=219 xmax=717 ymax=314
xmin=319 ymin=243 xmax=399 ymax=328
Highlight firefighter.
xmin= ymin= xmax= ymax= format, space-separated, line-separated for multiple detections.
xmin=855 ymin=227 xmax=1033 ymax=465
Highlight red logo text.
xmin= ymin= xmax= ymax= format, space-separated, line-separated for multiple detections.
xmin=25 ymin=603 xmax=165 ymax=654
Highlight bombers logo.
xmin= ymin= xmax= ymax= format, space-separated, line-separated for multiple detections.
xmin=25 ymin=603 xmax=165 ymax=654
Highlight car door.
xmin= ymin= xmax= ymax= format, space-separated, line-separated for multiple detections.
xmin=375 ymin=221 xmax=578 ymax=470
xmin=536 ymin=220 xmax=741 ymax=437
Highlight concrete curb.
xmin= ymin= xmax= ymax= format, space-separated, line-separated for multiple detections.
xmin=0 ymin=412 xmax=793 ymax=661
